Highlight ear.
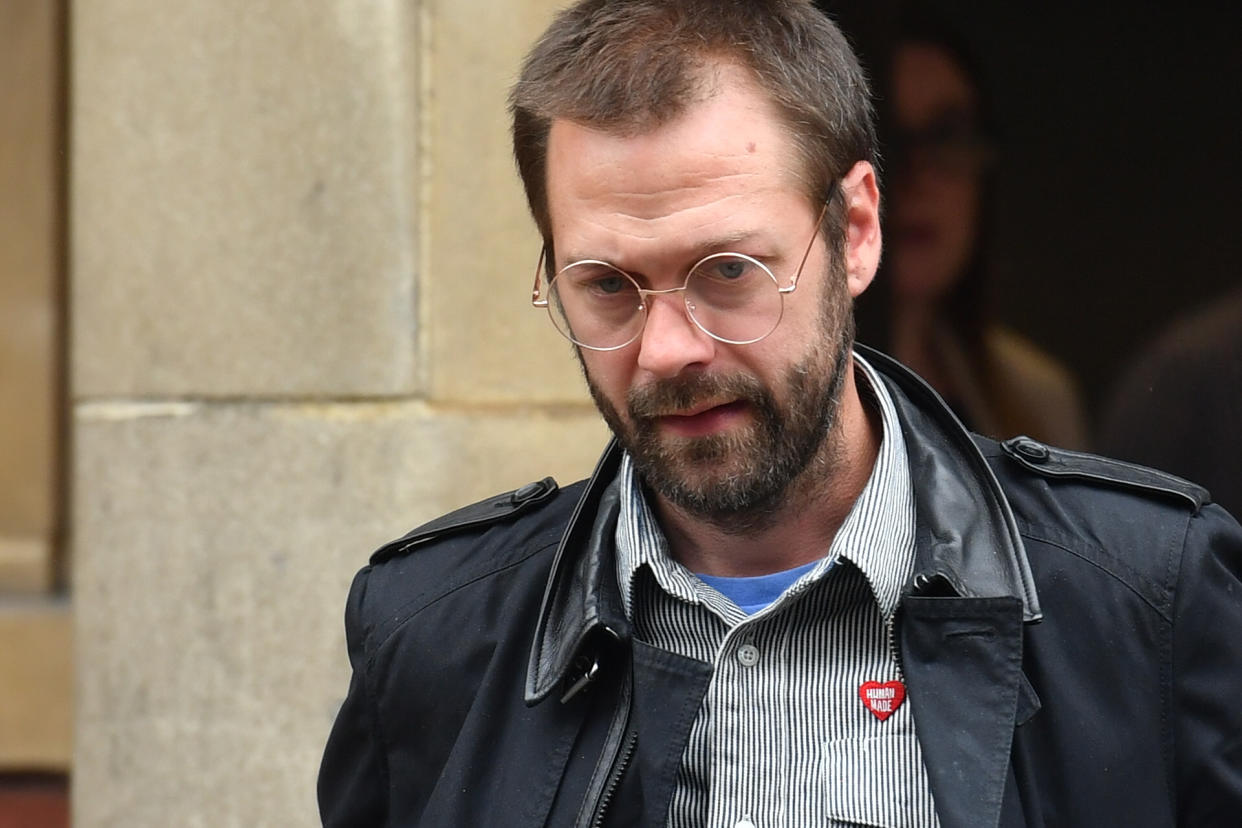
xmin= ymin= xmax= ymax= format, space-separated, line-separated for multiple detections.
xmin=840 ymin=160 xmax=882 ymax=299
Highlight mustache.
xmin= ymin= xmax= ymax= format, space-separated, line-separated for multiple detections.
xmin=627 ymin=372 xmax=770 ymax=420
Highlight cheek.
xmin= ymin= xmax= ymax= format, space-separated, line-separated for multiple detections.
xmin=938 ymin=176 xmax=981 ymax=259
xmin=893 ymin=174 xmax=982 ymax=298
xmin=735 ymin=320 xmax=817 ymax=386
xmin=784 ymin=261 xmax=848 ymax=337
xmin=580 ymin=350 xmax=635 ymax=400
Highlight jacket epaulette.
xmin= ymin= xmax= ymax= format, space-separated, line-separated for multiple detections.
xmin=370 ymin=477 xmax=560 ymax=564
xmin=998 ymin=436 xmax=1210 ymax=513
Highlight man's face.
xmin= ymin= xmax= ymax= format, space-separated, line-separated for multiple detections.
xmin=543 ymin=62 xmax=872 ymax=529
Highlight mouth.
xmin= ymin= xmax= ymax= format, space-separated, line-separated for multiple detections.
xmin=655 ymin=400 xmax=750 ymax=438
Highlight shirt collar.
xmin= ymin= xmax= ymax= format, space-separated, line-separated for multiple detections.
xmin=614 ymin=350 xmax=917 ymax=621
xmin=837 ymin=352 xmax=917 ymax=618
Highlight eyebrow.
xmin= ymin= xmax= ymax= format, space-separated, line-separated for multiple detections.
xmin=695 ymin=230 xmax=764 ymax=253
xmin=559 ymin=230 xmax=769 ymax=270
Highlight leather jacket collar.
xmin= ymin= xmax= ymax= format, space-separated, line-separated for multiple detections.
xmin=525 ymin=345 xmax=1041 ymax=704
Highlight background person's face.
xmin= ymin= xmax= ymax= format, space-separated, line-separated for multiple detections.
xmin=890 ymin=42 xmax=986 ymax=305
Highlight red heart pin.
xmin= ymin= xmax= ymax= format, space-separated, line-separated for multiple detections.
xmin=859 ymin=680 xmax=906 ymax=722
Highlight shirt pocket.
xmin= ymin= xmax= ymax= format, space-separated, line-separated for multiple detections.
xmin=820 ymin=734 xmax=938 ymax=828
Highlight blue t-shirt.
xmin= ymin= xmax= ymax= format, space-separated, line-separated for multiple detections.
xmin=696 ymin=559 xmax=828 ymax=615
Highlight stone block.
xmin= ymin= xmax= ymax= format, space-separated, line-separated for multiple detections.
xmin=72 ymin=0 xmax=421 ymax=398
xmin=0 ymin=537 xmax=54 ymax=594
xmin=0 ymin=600 xmax=72 ymax=769
xmin=0 ymin=0 xmax=60 ymax=588
xmin=72 ymin=400 xmax=609 ymax=826
xmin=426 ymin=0 xmax=596 ymax=405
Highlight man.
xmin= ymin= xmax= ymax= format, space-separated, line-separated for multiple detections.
xmin=319 ymin=2 xmax=1242 ymax=826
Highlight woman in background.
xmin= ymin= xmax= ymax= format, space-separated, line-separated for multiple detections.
xmin=883 ymin=21 xmax=1089 ymax=448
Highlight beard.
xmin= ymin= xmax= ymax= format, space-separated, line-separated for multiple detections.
xmin=585 ymin=274 xmax=855 ymax=534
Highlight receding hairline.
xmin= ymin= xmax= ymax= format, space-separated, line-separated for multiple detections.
xmin=542 ymin=58 xmax=821 ymax=217
xmin=510 ymin=0 xmax=878 ymax=257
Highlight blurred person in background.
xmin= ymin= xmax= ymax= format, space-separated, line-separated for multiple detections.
xmin=883 ymin=14 xmax=1090 ymax=448
xmin=1101 ymin=285 xmax=1242 ymax=516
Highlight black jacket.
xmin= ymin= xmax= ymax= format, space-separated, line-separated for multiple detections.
xmin=319 ymin=348 xmax=1242 ymax=827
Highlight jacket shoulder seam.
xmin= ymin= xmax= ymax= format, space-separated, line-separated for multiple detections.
xmin=365 ymin=534 xmax=562 ymax=662
xmin=1015 ymin=519 xmax=1174 ymax=622
xmin=1158 ymin=511 xmax=1194 ymax=810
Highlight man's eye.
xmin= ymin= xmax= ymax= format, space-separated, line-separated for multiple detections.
xmin=711 ymin=258 xmax=752 ymax=281
xmin=589 ymin=274 xmax=629 ymax=295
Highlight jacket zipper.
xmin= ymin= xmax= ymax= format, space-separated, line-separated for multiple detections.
xmin=890 ymin=571 xmax=941 ymax=683
xmin=887 ymin=610 xmax=905 ymax=683
xmin=575 ymin=660 xmax=634 ymax=828
xmin=591 ymin=730 xmax=637 ymax=828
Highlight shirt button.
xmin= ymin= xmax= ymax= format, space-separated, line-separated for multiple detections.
xmin=736 ymin=644 xmax=760 ymax=667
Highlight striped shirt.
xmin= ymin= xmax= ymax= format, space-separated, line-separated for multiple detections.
xmin=614 ymin=353 xmax=940 ymax=828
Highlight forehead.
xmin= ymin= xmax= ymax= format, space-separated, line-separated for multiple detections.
xmin=544 ymin=62 xmax=806 ymax=240
xmin=892 ymin=42 xmax=977 ymax=128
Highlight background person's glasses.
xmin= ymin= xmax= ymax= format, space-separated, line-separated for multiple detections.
xmin=531 ymin=202 xmax=829 ymax=352
xmin=892 ymin=111 xmax=996 ymax=176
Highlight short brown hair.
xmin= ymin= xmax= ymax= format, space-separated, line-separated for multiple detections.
xmin=510 ymin=0 xmax=877 ymax=259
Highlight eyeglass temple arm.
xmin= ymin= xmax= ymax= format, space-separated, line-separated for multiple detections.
xmin=532 ymin=248 xmax=549 ymax=308
xmin=779 ymin=198 xmax=833 ymax=295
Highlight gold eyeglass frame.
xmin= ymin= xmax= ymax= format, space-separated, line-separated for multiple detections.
xmin=531 ymin=200 xmax=831 ymax=352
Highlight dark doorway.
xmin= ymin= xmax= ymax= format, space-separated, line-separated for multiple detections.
xmin=820 ymin=1 xmax=1242 ymax=422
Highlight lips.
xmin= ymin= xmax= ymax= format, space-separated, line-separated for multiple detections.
xmin=656 ymin=400 xmax=749 ymax=437
xmin=627 ymin=372 xmax=765 ymax=440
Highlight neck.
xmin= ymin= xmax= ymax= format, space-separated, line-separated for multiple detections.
xmin=653 ymin=358 xmax=882 ymax=577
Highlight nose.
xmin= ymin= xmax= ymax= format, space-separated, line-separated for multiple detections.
xmin=634 ymin=291 xmax=716 ymax=379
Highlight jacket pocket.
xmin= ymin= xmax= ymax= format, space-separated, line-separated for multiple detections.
xmin=821 ymin=734 xmax=939 ymax=828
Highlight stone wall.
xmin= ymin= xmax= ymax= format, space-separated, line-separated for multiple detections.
xmin=71 ymin=1 xmax=607 ymax=825
xmin=0 ymin=0 xmax=60 ymax=592
xmin=0 ymin=0 xmax=72 ymax=777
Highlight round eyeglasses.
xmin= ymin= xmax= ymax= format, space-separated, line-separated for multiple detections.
xmin=531 ymin=201 xmax=829 ymax=352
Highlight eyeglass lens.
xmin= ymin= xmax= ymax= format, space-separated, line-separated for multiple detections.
xmin=547 ymin=253 xmax=783 ymax=349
